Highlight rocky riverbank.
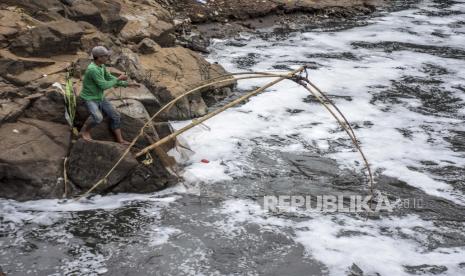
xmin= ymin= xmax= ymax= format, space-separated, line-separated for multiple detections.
xmin=0 ymin=0 xmax=384 ymax=201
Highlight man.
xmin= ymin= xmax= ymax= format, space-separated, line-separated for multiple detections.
xmin=80 ymin=46 xmax=139 ymax=145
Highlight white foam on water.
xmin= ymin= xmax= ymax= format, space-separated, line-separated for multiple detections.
xmin=182 ymin=0 xmax=465 ymax=204
xmin=0 ymin=191 xmax=181 ymax=275
xmin=217 ymin=199 xmax=465 ymax=276
xmin=59 ymin=247 xmax=108 ymax=276
xmin=170 ymin=1 xmax=465 ymax=274
xmin=147 ymin=226 xmax=181 ymax=247
xmin=294 ymin=214 xmax=465 ymax=276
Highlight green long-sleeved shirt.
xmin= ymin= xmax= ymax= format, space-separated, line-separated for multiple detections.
xmin=80 ymin=62 xmax=128 ymax=101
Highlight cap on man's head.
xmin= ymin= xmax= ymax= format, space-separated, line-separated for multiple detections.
xmin=91 ymin=46 xmax=112 ymax=59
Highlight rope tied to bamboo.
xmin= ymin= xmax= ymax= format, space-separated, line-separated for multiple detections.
xmin=74 ymin=65 xmax=374 ymax=201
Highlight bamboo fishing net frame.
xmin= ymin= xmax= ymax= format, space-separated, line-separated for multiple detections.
xmin=75 ymin=66 xmax=374 ymax=200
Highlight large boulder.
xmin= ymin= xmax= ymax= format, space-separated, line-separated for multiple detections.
xmin=136 ymin=38 xmax=162 ymax=55
xmin=65 ymin=0 xmax=128 ymax=34
xmin=0 ymin=49 xmax=55 ymax=77
xmin=9 ymin=19 xmax=84 ymax=57
xmin=67 ymin=138 xmax=176 ymax=193
xmin=23 ymin=92 xmax=67 ymax=125
xmin=64 ymin=0 xmax=103 ymax=27
xmin=79 ymin=27 xmax=114 ymax=53
xmin=113 ymin=47 xmax=145 ymax=81
xmin=111 ymin=158 xmax=176 ymax=194
xmin=119 ymin=0 xmax=174 ymax=45
xmin=76 ymin=109 xmax=158 ymax=148
xmin=0 ymin=119 xmax=71 ymax=201
xmin=106 ymin=83 xmax=161 ymax=115
xmin=1 ymin=0 xmax=65 ymax=21
xmin=0 ymin=52 xmax=72 ymax=88
xmin=0 ymin=9 xmax=28 ymax=47
xmin=67 ymin=139 xmax=138 ymax=192
xmin=110 ymin=99 xmax=151 ymax=122
xmin=120 ymin=13 xmax=174 ymax=46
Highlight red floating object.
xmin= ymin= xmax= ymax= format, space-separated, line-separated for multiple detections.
xmin=201 ymin=159 xmax=210 ymax=163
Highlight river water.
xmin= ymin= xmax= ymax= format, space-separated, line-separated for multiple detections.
xmin=1 ymin=0 xmax=465 ymax=275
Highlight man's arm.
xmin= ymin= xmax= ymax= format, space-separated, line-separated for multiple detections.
xmin=90 ymin=67 xmax=127 ymax=90
xmin=103 ymin=67 xmax=128 ymax=88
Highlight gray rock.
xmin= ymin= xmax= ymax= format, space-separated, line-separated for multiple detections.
xmin=0 ymin=98 xmax=30 ymax=125
xmin=136 ymin=38 xmax=161 ymax=55
xmin=111 ymin=160 xmax=176 ymax=194
xmin=65 ymin=0 xmax=127 ymax=33
xmin=0 ymin=119 xmax=71 ymax=201
xmin=88 ymin=112 xmax=156 ymax=148
xmin=106 ymin=83 xmax=161 ymax=115
xmin=110 ymin=99 xmax=151 ymax=122
xmin=154 ymin=122 xmax=176 ymax=152
xmin=9 ymin=19 xmax=84 ymax=57
xmin=65 ymin=0 xmax=103 ymax=27
xmin=92 ymin=0 xmax=127 ymax=33
xmin=347 ymin=263 xmax=364 ymax=276
xmin=282 ymin=152 xmax=340 ymax=177
xmin=67 ymin=138 xmax=177 ymax=194
xmin=24 ymin=92 xmax=67 ymax=125
xmin=0 ymin=51 xmax=55 ymax=76
xmin=67 ymin=139 xmax=138 ymax=191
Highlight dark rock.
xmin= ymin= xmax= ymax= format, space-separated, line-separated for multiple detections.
xmin=9 ymin=19 xmax=84 ymax=57
xmin=0 ymin=51 xmax=55 ymax=76
xmin=177 ymin=33 xmax=210 ymax=53
xmin=67 ymin=138 xmax=177 ymax=194
xmin=119 ymin=8 xmax=174 ymax=46
xmin=137 ymin=38 xmax=161 ymax=55
xmin=110 ymin=99 xmax=152 ymax=122
xmin=0 ymin=119 xmax=71 ymax=201
xmin=376 ymin=175 xmax=465 ymax=221
xmin=0 ymin=81 xmax=22 ymax=99
xmin=347 ymin=263 xmax=364 ymax=276
xmin=92 ymin=0 xmax=127 ymax=33
xmin=113 ymin=48 xmax=145 ymax=82
xmin=23 ymin=92 xmax=68 ymax=125
xmin=87 ymin=112 xmax=155 ymax=148
xmin=111 ymin=161 xmax=176 ymax=194
xmin=444 ymin=130 xmax=465 ymax=152
xmin=106 ymin=83 xmax=161 ymax=116
xmin=154 ymin=122 xmax=176 ymax=152
xmin=67 ymin=139 xmax=138 ymax=191
xmin=65 ymin=0 xmax=103 ymax=27
xmin=70 ymin=57 xmax=91 ymax=79
xmin=65 ymin=0 xmax=127 ymax=34
xmin=79 ymin=28 xmax=114 ymax=53
xmin=283 ymin=152 xmax=340 ymax=177
xmin=2 ymin=0 xmax=64 ymax=20
xmin=404 ymin=264 xmax=448 ymax=275
xmin=3 ymin=71 xmax=43 ymax=87
xmin=0 ymin=98 xmax=30 ymax=125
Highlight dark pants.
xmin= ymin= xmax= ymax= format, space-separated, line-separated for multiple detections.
xmin=84 ymin=99 xmax=121 ymax=130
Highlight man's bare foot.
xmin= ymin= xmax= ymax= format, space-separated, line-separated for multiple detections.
xmin=81 ymin=131 xmax=93 ymax=141
xmin=118 ymin=140 xmax=131 ymax=146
